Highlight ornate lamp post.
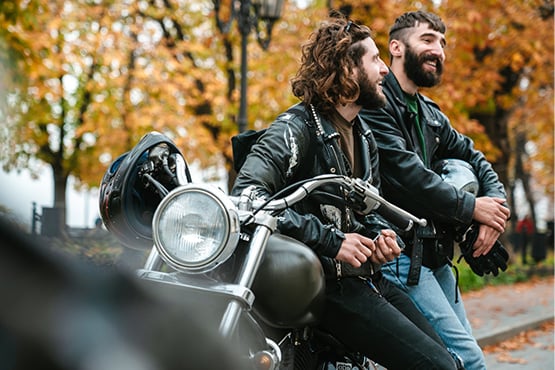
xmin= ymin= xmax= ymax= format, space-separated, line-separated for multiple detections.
xmin=214 ymin=0 xmax=285 ymax=133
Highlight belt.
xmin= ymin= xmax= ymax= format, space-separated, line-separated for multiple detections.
xmin=404 ymin=236 xmax=455 ymax=280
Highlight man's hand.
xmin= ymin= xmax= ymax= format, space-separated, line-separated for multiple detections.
xmin=335 ymin=230 xmax=401 ymax=267
xmin=459 ymin=222 xmax=510 ymax=276
xmin=371 ymin=229 xmax=402 ymax=264
xmin=335 ymin=233 xmax=374 ymax=268
xmin=473 ymin=197 xmax=511 ymax=233
xmin=471 ymin=224 xmax=501 ymax=257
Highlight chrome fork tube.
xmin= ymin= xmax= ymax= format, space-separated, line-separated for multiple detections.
xmin=219 ymin=213 xmax=277 ymax=338
xmin=143 ymin=247 xmax=164 ymax=271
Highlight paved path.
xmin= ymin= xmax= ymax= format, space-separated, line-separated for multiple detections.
xmin=462 ymin=276 xmax=554 ymax=347
xmin=460 ymin=276 xmax=554 ymax=369
xmin=483 ymin=326 xmax=554 ymax=370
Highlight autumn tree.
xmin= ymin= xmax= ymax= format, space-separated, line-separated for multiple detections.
xmin=5 ymin=0 xmax=550 ymax=236
xmin=0 ymin=0 xmax=235 ymax=232
xmin=0 ymin=0 xmax=324 ymax=232
xmin=1 ymin=0 xmax=105 ymax=233
xmin=332 ymin=0 xmax=554 ymax=227
xmin=443 ymin=0 xmax=554 ymax=229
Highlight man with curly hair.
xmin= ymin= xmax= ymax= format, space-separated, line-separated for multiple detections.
xmin=232 ymin=14 xmax=457 ymax=369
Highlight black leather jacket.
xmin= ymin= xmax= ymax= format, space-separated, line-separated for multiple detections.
xmin=232 ymin=103 xmax=392 ymax=276
xmin=360 ymin=72 xmax=507 ymax=259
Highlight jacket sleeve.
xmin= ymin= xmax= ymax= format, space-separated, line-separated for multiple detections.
xmin=231 ymin=117 xmax=345 ymax=258
xmin=362 ymin=105 xmax=477 ymax=226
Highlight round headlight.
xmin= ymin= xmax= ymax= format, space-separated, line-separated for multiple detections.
xmin=152 ymin=184 xmax=240 ymax=273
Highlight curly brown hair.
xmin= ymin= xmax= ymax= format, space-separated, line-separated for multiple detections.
xmin=291 ymin=14 xmax=372 ymax=117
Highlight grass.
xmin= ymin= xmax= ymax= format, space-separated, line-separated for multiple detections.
xmin=455 ymin=251 xmax=554 ymax=292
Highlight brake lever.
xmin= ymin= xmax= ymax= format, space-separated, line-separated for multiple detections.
xmin=349 ymin=178 xmax=427 ymax=231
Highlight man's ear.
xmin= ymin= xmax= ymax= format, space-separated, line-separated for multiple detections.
xmin=389 ymin=40 xmax=403 ymax=58
xmin=352 ymin=64 xmax=360 ymax=79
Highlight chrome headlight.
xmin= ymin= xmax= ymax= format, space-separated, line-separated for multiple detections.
xmin=152 ymin=184 xmax=240 ymax=273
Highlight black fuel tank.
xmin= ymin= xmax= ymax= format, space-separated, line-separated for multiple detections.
xmin=252 ymin=234 xmax=325 ymax=328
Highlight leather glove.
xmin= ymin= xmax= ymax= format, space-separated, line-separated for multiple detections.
xmin=457 ymin=223 xmax=509 ymax=277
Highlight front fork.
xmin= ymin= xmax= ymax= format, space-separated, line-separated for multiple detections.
xmin=143 ymin=247 xmax=164 ymax=271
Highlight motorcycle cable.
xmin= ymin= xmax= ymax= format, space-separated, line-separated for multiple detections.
xmin=141 ymin=173 xmax=170 ymax=198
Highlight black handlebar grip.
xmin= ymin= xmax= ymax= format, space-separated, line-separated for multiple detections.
xmin=376 ymin=205 xmax=414 ymax=232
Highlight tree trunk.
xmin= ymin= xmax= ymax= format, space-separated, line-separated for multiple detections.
xmin=468 ymin=108 xmax=514 ymax=248
xmin=51 ymin=162 xmax=68 ymax=237
xmin=469 ymin=109 xmax=511 ymax=190
xmin=514 ymin=131 xmax=537 ymax=226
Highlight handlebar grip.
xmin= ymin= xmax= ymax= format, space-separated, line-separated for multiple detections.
xmin=376 ymin=205 xmax=414 ymax=231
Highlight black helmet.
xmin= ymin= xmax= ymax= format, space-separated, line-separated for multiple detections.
xmin=99 ymin=132 xmax=188 ymax=250
xmin=433 ymin=158 xmax=479 ymax=196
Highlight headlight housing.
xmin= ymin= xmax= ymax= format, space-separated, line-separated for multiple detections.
xmin=152 ymin=184 xmax=240 ymax=273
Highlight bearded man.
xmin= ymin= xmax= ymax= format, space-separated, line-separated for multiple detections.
xmin=361 ymin=11 xmax=510 ymax=370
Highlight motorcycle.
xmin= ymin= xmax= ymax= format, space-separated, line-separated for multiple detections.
xmin=99 ymin=131 xmax=428 ymax=370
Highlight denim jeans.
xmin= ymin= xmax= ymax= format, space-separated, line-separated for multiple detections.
xmin=382 ymin=253 xmax=486 ymax=370
xmin=320 ymin=271 xmax=456 ymax=370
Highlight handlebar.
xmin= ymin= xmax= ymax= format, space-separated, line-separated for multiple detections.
xmin=141 ymin=145 xmax=427 ymax=231
xmin=349 ymin=178 xmax=427 ymax=231
xmin=237 ymin=174 xmax=427 ymax=231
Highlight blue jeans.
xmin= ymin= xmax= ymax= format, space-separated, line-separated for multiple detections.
xmin=382 ymin=253 xmax=486 ymax=370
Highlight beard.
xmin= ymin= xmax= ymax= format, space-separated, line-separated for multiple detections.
xmin=356 ymin=69 xmax=386 ymax=110
xmin=404 ymin=43 xmax=443 ymax=87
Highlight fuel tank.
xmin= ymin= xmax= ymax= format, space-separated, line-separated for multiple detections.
xmin=252 ymin=233 xmax=325 ymax=328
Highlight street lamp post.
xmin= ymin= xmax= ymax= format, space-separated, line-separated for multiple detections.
xmin=214 ymin=0 xmax=285 ymax=133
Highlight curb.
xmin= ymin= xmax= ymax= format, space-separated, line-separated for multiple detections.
xmin=475 ymin=312 xmax=554 ymax=347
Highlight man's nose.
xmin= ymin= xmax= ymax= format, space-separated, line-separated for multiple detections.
xmin=379 ymin=59 xmax=388 ymax=75
xmin=430 ymin=42 xmax=445 ymax=60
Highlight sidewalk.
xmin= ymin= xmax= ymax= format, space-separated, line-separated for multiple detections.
xmin=462 ymin=275 xmax=554 ymax=347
